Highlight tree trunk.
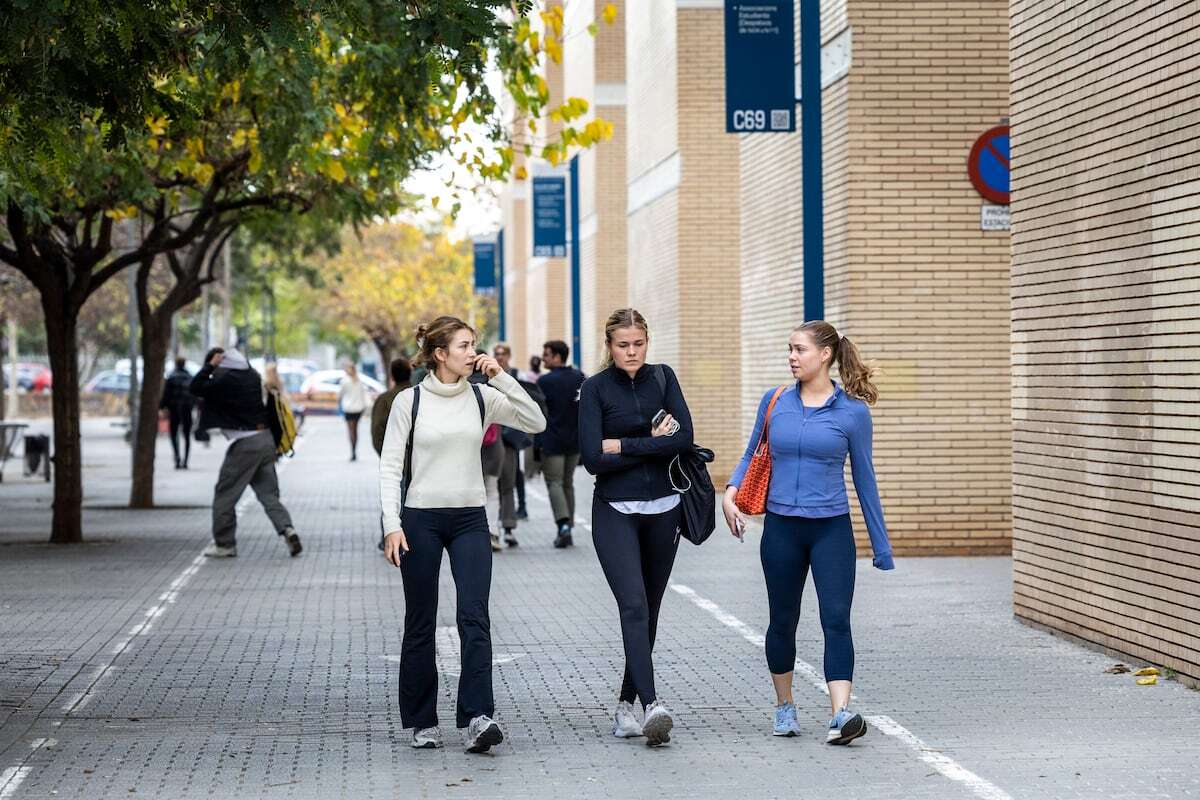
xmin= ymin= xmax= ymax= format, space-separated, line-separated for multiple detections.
xmin=129 ymin=313 xmax=171 ymax=508
xmin=43 ymin=296 xmax=83 ymax=544
xmin=374 ymin=339 xmax=393 ymax=386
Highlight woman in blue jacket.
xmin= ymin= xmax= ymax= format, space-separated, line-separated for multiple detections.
xmin=579 ymin=308 xmax=694 ymax=747
xmin=723 ymin=320 xmax=894 ymax=745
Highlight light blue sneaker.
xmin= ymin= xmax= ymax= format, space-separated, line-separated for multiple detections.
xmin=826 ymin=706 xmax=867 ymax=745
xmin=773 ymin=702 xmax=803 ymax=737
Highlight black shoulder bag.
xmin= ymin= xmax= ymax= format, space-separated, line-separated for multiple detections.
xmin=655 ymin=366 xmax=716 ymax=545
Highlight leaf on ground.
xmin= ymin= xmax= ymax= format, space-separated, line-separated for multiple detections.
xmin=1104 ymin=664 xmax=1130 ymax=674
xmin=1133 ymin=667 xmax=1160 ymax=677
xmin=1136 ymin=676 xmax=1157 ymax=686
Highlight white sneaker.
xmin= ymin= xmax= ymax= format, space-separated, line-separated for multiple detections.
xmin=642 ymin=700 xmax=673 ymax=746
xmin=612 ymin=701 xmax=643 ymax=738
xmin=411 ymin=726 xmax=443 ymax=749
xmin=465 ymin=715 xmax=504 ymax=753
xmin=202 ymin=543 xmax=237 ymax=558
xmin=490 ymin=533 xmax=503 ymax=552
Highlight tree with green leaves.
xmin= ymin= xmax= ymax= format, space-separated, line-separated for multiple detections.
xmin=0 ymin=0 xmax=613 ymax=541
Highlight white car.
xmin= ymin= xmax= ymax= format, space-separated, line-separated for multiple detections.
xmin=297 ymin=370 xmax=386 ymax=414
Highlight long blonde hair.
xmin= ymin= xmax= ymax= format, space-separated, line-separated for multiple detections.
xmin=795 ymin=321 xmax=878 ymax=405
xmin=600 ymin=308 xmax=649 ymax=369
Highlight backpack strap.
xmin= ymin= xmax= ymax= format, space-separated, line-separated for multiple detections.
xmin=654 ymin=364 xmax=667 ymax=398
xmin=401 ymin=387 xmax=420 ymax=508
xmin=471 ymin=383 xmax=486 ymax=428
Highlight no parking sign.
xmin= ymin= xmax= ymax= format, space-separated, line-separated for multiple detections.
xmin=968 ymin=125 xmax=1010 ymax=205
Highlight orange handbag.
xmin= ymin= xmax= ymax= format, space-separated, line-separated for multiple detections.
xmin=734 ymin=385 xmax=787 ymax=515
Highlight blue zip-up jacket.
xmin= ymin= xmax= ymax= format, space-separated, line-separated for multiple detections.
xmin=730 ymin=382 xmax=894 ymax=570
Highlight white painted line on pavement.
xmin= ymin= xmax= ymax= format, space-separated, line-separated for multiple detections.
xmin=0 ymin=768 xmax=31 ymax=799
xmin=0 ymin=738 xmax=55 ymax=798
xmin=60 ymin=433 xmax=307 ymax=714
xmin=668 ymin=583 xmax=1012 ymax=800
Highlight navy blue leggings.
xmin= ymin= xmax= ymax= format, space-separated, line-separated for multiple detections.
xmin=760 ymin=512 xmax=856 ymax=681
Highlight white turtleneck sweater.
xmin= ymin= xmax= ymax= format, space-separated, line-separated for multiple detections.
xmin=379 ymin=370 xmax=546 ymax=534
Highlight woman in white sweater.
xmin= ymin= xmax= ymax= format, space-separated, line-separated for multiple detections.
xmin=379 ymin=316 xmax=545 ymax=754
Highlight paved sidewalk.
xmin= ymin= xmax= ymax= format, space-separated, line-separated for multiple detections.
xmin=1 ymin=417 xmax=1198 ymax=799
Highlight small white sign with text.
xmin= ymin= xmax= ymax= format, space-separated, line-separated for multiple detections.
xmin=981 ymin=204 xmax=1011 ymax=231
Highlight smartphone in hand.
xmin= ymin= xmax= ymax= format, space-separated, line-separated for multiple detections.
xmin=651 ymin=409 xmax=668 ymax=429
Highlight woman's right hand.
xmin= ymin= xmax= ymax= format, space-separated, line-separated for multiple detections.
xmin=383 ymin=530 xmax=410 ymax=567
xmin=721 ymin=487 xmax=745 ymax=540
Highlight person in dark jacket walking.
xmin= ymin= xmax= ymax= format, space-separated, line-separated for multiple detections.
xmin=538 ymin=339 xmax=586 ymax=548
xmin=190 ymin=347 xmax=301 ymax=559
xmin=160 ymin=357 xmax=196 ymax=469
xmin=578 ymin=308 xmax=693 ymax=747
xmin=372 ymin=357 xmax=413 ymax=457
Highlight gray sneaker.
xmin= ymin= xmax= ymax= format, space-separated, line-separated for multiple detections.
xmin=826 ymin=706 xmax=867 ymax=745
xmin=642 ymin=700 xmax=673 ymax=746
xmin=202 ymin=543 xmax=237 ymax=558
xmin=465 ymin=715 xmax=503 ymax=753
xmin=411 ymin=726 xmax=443 ymax=749
xmin=612 ymin=701 xmax=643 ymax=738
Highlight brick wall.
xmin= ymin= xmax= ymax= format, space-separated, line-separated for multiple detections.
xmin=737 ymin=0 xmax=1011 ymax=557
xmin=1010 ymin=0 xmax=1200 ymax=682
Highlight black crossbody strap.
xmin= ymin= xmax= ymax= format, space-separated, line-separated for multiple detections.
xmin=471 ymin=383 xmax=486 ymax=428
xmin=401 ymin=387 xmax=420 ymax=508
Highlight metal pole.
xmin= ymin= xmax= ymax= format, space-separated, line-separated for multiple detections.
xmin=800 ymin=0 xmax=824 ymax=322
xmin=568 ymin=156 xmax=582 ymax=368
xmin=6 ymin=317 xmax=17 ymax=419
xmin=497 ymin=229 xmax=506 ymax=341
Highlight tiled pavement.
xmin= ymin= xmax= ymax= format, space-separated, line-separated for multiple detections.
xmin=1 ymin=416 xmax=1197 ymax=799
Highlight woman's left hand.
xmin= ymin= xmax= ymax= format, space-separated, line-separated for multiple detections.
xmin=474 ymin=353 xmax=502 ymax=378
xmin=602 ymin=438 xmax=621 ymax=454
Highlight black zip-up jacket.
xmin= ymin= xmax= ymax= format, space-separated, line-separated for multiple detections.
xmin=578 ymin=362 xmax=694 ymax=502
xmin=189 ymin=365 xmax=268 ymax=432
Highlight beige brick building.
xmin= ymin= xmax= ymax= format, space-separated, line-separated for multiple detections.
xmin=738 ymin=0 xmax=1011 ymax=557
xmin=503 ymin=0 xmax=1011 ymax=557
xmin=564 ymin=0 xmax=628 ymax=372
xmin=1010 ymin=1 xmax=1200 ymax=683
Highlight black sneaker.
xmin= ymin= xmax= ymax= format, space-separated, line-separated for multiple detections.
xmin=516 ymin=508 xmax=529 ymax=520
xmin=504 ymin=528 xmax=519 ymax=548
xmin=553 ymin=525 xmax=573 ymax=549
xmin=282 ymin=527 xmax=303 ymax=557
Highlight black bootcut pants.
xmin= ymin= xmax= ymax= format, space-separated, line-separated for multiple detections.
xmin=398 ymin=506 xmax=494 ymax=730
xmin=591 ymin=497 xmax=681 ymax=708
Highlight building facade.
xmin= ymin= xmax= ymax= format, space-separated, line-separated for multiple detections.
xmin=1010 ymin=0 xmax=1200 ymax=683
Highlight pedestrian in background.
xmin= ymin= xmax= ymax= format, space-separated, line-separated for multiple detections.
xmin=579 ymin=308 xmax=694 ymax=747
xmin=338 ymin=362 xmax=368 ymax=461
xmin=471 ymin=350 xmax=506 ymax=552
xmin=537 ymin=339 xmax=586 ymax=548
xmin=723 ymin=320 xmax=894 ymax=746
xmin=190 ymin=347 xmax=302 ymax=559
xmin=379 ymin=316 xmax=545 ymax=753
xmin=528 ymin=354 xmax=542 ymax=379
xmin=492 ymin=343 xmax=544 ymax=545
xmin=160 ymin=357 xmax=195 ymax=470
xmin=372 ymin=357 xmax=413 ymax=457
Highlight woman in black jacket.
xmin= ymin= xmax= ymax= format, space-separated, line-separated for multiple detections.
xmin=578 ymin=308 xmax=694 ymax=747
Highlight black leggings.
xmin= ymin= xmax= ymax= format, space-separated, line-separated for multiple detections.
xmin=591 ymin=497 xmax=681 ymax=708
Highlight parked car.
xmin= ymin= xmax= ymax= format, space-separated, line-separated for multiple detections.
xmin=8 ymin=362 xmax=52 ymax=393
xmin=297 ymin=370 xmax=385 ymax=414
xmin=84 ymin=370 xmax=132 ymax=394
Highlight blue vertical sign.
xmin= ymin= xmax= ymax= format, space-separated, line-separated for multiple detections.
xmin=725 ymin=1 xmax=795 ymax=133
xmin=473 ymin=241 xmax=497 ymax=294
xmin=532 ymin=175 xmax=567 ymax=257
